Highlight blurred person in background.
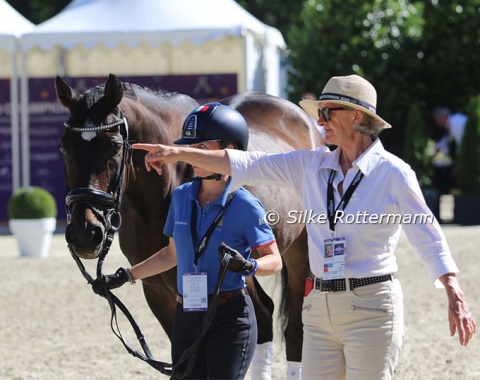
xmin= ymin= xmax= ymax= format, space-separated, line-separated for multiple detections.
xmin=431 ymin=106 xmax=467 ymax=194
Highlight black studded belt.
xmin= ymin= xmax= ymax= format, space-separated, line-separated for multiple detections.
xmin=315 ymin=274 xmax=395 ymax=292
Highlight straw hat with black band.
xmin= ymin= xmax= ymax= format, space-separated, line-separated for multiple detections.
xmin=299 ymin=74 xmax=392 ymax=130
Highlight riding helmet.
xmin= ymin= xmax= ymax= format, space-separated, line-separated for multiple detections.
xmin=174 ymin=102 xmax=249 ymax=151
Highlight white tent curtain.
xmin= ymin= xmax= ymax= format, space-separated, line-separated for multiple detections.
xmin=0 ymin=0 xmax=34 ymax=194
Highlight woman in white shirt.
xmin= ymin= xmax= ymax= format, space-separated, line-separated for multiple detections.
xmin=131 ymin=75 xmax=476 ymax=380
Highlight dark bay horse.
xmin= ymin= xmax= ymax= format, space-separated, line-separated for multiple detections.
xmin=55 ymin=73 xmax=323 ymax=374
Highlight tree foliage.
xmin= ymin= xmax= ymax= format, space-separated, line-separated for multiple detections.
xmin=287 ymin=0 xmax=425 ymax=156
xmin=7 ymin=0 xmax=70 ymax=24
xmin=403 ymin=102 xmax=432 ymax=187
xmin=285 ymin=0 xmax=480 ymax=159
xmin=236 ymin=0 xmax=304 ymax=42
xmin=419 ymin=2 xmax=480 ymax=113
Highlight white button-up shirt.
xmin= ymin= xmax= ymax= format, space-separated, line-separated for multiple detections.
xmin=227 ymin=139 xmax=458 ymax=286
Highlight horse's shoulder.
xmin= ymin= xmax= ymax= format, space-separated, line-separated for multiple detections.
xmin=233 ymin=187 xmax=265 ymax=208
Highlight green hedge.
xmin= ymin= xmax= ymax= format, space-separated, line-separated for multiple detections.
xmin=7 ymin=187 xmax=57 ymax=219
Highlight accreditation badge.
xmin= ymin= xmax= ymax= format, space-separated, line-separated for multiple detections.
xmin=182 ymin=272 xmax=208 ymax=311
xmin=323 ymin=237 xmax=346 ymax=280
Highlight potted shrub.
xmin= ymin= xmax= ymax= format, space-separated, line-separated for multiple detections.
xmin=7 ymin=186 xmax=57 ymax=257
xmin=453 ymin=95 xmax=480 ymax=225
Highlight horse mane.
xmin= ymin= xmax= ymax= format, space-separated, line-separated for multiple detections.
xmin=122 ymin=82 xmax=178 ymax=100
xmin=81 ymin=81 xmax=178 ymax=107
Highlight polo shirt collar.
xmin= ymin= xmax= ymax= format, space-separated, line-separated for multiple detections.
xmin=189 ymin=177 xmax=233 ymax=206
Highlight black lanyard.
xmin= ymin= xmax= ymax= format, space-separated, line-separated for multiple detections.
xmin=190 ymin=191 xmax=236 ymax=267
xmin=327 ymin=169 xmax=364 ymax=232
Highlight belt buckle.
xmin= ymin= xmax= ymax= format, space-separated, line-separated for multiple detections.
xmin=320 ymin=280 xmax=334 ymax=293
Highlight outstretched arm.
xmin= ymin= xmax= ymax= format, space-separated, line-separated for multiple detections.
xmin=439 ymin=272 xmax=476 ymax=346
xmin=132 ymin=143 xmax=232 ymax=176
xmin=129 ymin=237 xmax=178 ymax=281
xmin=92 ymin=238 xmax=178 ymax=293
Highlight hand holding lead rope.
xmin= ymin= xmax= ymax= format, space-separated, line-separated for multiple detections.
xmin=218 ymin=242 xmax=258 ymax=276
xmin=92 ymin=267 xmax=130 ymax=296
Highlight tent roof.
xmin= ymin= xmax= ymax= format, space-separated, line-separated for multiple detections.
xmin=0 ymin=0 xmax=35 ymax=52
xmin=20 ymin=0 xmax=285 ymax=51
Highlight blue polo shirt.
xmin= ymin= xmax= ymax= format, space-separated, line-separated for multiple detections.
xmin=164 ymin=178 xmax=275 ymax=295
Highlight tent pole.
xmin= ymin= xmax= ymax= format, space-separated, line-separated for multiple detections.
xmin=20 ymin=50 xmax=30 ymax=187
xmin=10 ymin=40 xmax=20 ymax=192
xmin=243 ymin=32 xmax=248 ymax=92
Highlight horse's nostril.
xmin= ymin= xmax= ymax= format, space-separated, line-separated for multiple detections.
xmin=65 ymin=225 xmax=74 ymax=244
xmin=65 ymin=218 xmax=104 ymax=250
xmin=92 ymin=225 xmax=104 ymax=245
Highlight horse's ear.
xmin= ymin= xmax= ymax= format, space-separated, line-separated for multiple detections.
xmin=55 ymin=76 xmax=79 ymax=110
xmin=104 ymin=73 xmax=123 ymax=109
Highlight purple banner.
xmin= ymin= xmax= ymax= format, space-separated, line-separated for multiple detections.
xmin=0 ymin=78 xmax=13 ymax=222
xmin=26 ymin=74 xmax=237 ymax=222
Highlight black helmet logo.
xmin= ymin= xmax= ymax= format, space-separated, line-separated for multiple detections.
xmin=174 ymin=103 xmax=248 ymax=151
xmin=183 ymin=115 xmax=198 ymax=139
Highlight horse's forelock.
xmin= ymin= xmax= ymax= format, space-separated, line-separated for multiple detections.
xmin=69 ymin=85 xmax=122 ymax=127
xmin=83 ymin=86 xmax=105 ymax=108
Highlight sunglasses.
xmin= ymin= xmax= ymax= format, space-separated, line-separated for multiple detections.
xmin=317 ymin=107 xmax=347 ymax=121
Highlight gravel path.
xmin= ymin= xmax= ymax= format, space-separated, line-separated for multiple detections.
xmin=0 ymin=225 xmax=479 ymax=379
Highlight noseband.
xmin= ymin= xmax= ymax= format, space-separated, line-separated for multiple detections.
xmin=64 ymin=114 xmax=132 ymax=235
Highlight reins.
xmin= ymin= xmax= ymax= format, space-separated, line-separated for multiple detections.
xmin=64 ymin=111 xmax=232 ymax=378
xmin=68 ymin=240 xmax=176 ymax=375
xmin=68 ymin=234 xmax=232 ymax=378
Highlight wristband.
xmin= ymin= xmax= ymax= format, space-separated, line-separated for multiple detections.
xmin=126 ymin=268 xmax=136 ymax=285
xmin=244 ymin=258 xmax=258 ymax=277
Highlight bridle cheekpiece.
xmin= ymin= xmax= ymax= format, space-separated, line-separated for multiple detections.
xmin=64 ymin=113 xmax=132 ymax=236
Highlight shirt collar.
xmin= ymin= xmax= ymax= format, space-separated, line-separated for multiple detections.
xmin=353 ymin=138 xmax=385 ymax=176
xmin=319 ymin=138 xmax=385 ymax=176
xmin=189 ymin=177 xmax=233 ymax=206
xmin=319 ymin=146 xmax=342 ymax=172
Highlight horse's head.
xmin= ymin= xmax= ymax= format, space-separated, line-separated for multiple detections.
xmin=56 ymin=74 xmax=132 ymax=260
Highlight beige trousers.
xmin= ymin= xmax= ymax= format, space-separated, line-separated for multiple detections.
xmin=301 ymin=278 xmax=404 ymax=380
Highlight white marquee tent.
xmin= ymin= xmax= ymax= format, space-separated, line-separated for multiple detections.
xmin=0 ymin=0 xmax=34 ymax=193
xmin=18 ymin=0 xmax=287 ymax=185
xmin=20 ymin=0 xmax=286 ymax=92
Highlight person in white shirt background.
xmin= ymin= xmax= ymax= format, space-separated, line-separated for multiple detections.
xmin=431 ymin=106 xmax=468 ymax=194
xmin=126 ymin=75 xmax=476 ymax=380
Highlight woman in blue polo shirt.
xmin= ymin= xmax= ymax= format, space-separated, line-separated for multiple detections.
xmin=95 ymin=103 xmax=282 ymax=379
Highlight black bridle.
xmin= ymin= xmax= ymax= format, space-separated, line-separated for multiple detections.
xmin=63 ymin=112 xmax=231 ymax=378
xmin=65 ymin=115 xmax=131 ymax=238
xmin=65 ymin=114 xmax=131 ymax=280
xmin=63 ymin=113 xmax=175 ymax=374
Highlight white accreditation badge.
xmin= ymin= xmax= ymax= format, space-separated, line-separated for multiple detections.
xmin=182 ymin=272 xmax=208 ymax=311
xmin=323 ymin=237 xmax=346 ymax=280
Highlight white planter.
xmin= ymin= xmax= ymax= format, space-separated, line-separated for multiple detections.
xmin=8 ymin=218 xmax=56 ymax=257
